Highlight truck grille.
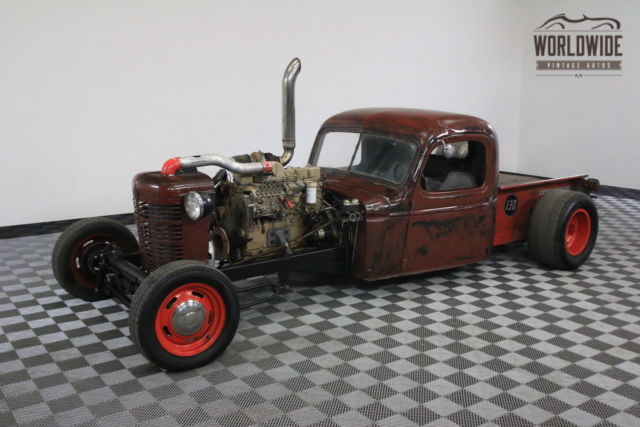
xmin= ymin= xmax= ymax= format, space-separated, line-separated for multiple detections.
xmin=134 ymin=199 xmax=184 ymax=271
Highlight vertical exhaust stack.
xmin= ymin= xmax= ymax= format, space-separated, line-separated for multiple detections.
xmin=280 ymin=58 xmax=301 ymax=166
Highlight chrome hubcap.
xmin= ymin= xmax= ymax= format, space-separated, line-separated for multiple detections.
xmin=171 ymin=300 xmax=206 ymax=336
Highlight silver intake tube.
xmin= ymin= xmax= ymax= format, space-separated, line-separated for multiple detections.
xmin=180 ymin=155 xmax=268 ymax=174
xmin=161 ymin=154 xmax=272 ymax=176
xmin=281 ymin=58 xmax=301 ymax=166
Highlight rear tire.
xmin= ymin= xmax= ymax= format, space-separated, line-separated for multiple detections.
xmin=528 ymin=190 xmax=598 ymax=270
xmin=52 ymin=217 xmax=138 ymax=301
xmin=129 ymin=260 xmax=240 ymax=371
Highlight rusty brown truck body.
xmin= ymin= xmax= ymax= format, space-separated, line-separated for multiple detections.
xmin=53 ymin=59 xmax=599 ymax=370
xmin=314 ymin=108 xmax=598 ymax=280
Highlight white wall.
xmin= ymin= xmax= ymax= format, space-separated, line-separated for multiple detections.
xmin=518 ymin=0 xmax=640 ymax=187
xmin=2 ymin=1 xmax=527 ymax=226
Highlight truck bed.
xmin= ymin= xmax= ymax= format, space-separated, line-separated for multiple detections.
xmin=498 ymin=171 xmax=548 ymax=187
xmin=498 ymin=171 xmax=589 ymax=193
xmin=494 ymin=171 xmax=590 ymax=246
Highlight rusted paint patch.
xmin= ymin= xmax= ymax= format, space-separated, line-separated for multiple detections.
xmin=413 ymin=214 xmax=488 ymax=239
xmin=412 ymin=216 xmax=464 ymax=239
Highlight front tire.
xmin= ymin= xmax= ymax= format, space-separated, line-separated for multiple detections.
xmin=129 ymin=260 xmax=240 ymax=371
xmin=528 ymin=190 xmax=598 ymax=270
xmin=52 ymin=217 xmax=139 ymax=301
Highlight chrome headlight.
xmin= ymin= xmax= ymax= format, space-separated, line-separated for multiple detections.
xmin=184 ymin=191 xmax=213 ymax=221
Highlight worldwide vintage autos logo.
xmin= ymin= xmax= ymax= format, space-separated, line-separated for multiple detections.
xmin=534 ymin=13 xmax=623 ymax=77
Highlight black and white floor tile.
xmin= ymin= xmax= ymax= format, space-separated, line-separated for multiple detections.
xmin=1 ymin=195 xmax=639 ymax=426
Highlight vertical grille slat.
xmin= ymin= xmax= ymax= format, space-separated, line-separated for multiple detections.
xmin=134 ymin=199 xmax=184 ymax=271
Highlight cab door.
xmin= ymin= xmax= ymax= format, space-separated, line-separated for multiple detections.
xmin=402 ymin=135 xmax=496 ymax=274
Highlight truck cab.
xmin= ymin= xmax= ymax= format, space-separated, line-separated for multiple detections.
xmin=310 ymin=108 xmax=497 ymax=280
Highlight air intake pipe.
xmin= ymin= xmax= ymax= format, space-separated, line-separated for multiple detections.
xmin=161 ymin=154 xmax=273 ymax=176
xmin=161 ymin=58 xmax=302 ymax=176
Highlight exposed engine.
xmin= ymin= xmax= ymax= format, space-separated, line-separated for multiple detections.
xmin=212 ymin=164 xmax=327 ymax=261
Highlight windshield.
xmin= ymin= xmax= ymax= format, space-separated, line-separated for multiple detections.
xmin=312 ymin=131 xmax=418 ymax=184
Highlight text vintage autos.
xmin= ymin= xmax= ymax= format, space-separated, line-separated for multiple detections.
xmin=53 ymin=59 xmax=600 ymax=370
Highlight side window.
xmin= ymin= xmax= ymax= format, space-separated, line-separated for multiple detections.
xmin=421 ymin=141 xmax=485 ymax=192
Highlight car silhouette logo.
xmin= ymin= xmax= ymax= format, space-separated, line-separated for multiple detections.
xmin=537 ymin=14 xmax=620 ymax=30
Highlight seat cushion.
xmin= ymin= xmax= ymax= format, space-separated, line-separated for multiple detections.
xmin=439 ymin=171 xmax=477 ymax=191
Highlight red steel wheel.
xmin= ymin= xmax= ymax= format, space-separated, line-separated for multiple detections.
xmin=70 ymin=234 xmax=121 ymax=289
xmin=52 ymin=218 xmax=139 ymax=301
xmin=564 ymin=208 xmax=591 ymax=256
xmin=130 ymin=260 xmax=240 ymax=371
xmin=529 ymin=190 xmax=598 ymax=270
xmin=155 ymin=283 xmax=226 ymax=357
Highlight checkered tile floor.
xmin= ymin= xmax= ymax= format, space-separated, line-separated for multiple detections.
xmin=1 ymin=195 xmax=639 ymax=426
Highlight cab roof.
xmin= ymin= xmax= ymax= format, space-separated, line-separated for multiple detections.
xmin=320 ymin=108 xmax=494 ymax=145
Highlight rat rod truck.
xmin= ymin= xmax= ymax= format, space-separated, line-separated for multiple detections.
xmin=52 ymin=59 xmax=599 ymax=370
